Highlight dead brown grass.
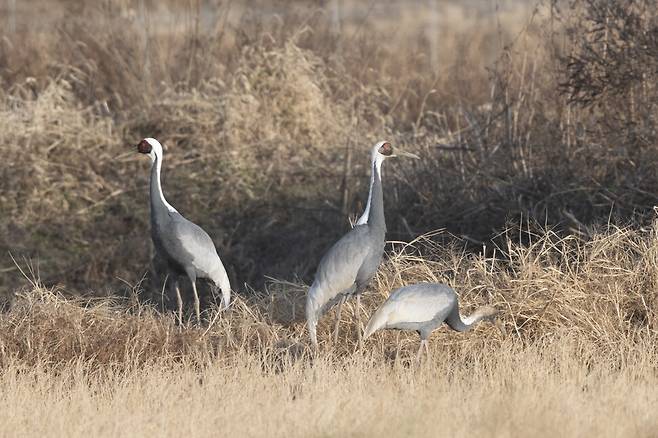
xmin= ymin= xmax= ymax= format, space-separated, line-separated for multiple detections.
xmin=1 ymin=341 xmax=657 ymax=438
xmin=1 ymin=224 xmax=658 ymax=436
xmin=2 ymin=222 xmax=656 ymax=366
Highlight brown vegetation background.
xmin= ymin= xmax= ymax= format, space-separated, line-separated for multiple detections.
xmin=2 ymin=0 xmax=655 ymax=302
xmin=0 ymin=1 xmax=657 ymax=436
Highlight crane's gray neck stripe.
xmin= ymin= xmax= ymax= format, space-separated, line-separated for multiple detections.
xmin=355 ymin=154 xmax=383 ymax=226
xmin=153 ymin=154 xmax=178 ymax=214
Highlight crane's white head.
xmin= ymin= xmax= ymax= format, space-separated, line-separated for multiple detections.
xmin=371 ymin=141 xmax=420 ymax=163
xmin=136 ymin=138 xmax=163 ymax=162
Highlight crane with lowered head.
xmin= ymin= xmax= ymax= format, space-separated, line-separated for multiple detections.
xmin=364 ymin=283 xmax=500 ymax=361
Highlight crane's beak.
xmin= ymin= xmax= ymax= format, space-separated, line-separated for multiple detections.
xmin=391 ymin=149 xmax=420 ymax=159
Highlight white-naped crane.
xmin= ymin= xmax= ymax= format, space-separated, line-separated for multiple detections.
xmin=306 ymin=141 xmax=419 ymax=348
xmin=136 ymin=138 xmax=231 ymax=325
xmin=364 ymin=283 xmax=500 ymax=361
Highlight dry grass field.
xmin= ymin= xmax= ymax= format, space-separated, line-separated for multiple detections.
xmin=1 ymin=224 xmax=658 ymax=437
xmin=1 ymin=0 xmax=658 ymax=436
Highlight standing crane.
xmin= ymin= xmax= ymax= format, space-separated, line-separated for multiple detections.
xmin=363 ymin=283 xmax=499 ymax=361
xmin=136 ymin=138 xmax=231 ymax=325
xmin=306 ymin=141 xmax=419 ymax=348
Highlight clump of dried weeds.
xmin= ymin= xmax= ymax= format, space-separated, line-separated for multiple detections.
xmin=2 ymin=223 xmax=656 ymax=370
xmin=0 ymin=224 xmax=657 ymax=436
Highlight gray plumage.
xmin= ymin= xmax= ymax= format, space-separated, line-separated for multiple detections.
xmin=363 ymin=283 xmax=499 ymax=360
xmin=137 ymin=138 xmax=230 ymax=324
xmin=306 ymin=141 xmax=418 ymax=347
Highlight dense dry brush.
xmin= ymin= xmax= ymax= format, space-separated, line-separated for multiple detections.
xmin=1 ymin=0 xmax=656 ymax=301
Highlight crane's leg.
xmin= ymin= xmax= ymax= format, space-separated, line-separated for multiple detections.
xmin=424 ymin=340 xmax=430 ymax=362
xmin=415 ymin=340 xmax=424 ymax=363
xmin=415 ymin=339 xmax=429 ymax=365
xmin=355 ymin=294 xmax=363 ymax=351
xmin=191 ymin=280 xmax=201 ymax=325
xmin=173 ymin=280 xmax=183 ymax=328
xmin=333 ymin=295 xmax=347 ymax=344
xmin=308 ymin=320 xmax=318 ymax=352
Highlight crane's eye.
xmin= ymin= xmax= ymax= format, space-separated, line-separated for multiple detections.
xmin=378 ymin=142 xmax=392 ymax=156
xmin=137 ymin=140 xmax=152 ymax=154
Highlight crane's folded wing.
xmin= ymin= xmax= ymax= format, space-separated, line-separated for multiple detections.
xmin=311 ymin=226 xmax=372 ymax=303
xmin=172 ymin=215 xmax=223 ymax=276
xmin=378 ymin=285 xmax=455 ymax=327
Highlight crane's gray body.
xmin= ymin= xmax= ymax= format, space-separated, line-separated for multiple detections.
xmin=150 ymin=203 xmax=229 ymax=291
xmin=364 ymin=283 xmax=487 ymax=340
xmin=309 ymin=223 xmax=385 ymax=318
xmin=142 ymin=138 xmax=230 ymax=318
xmin=306 ymin=147 xmax=387 ymax=345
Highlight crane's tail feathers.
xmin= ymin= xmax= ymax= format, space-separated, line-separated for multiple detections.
xmin=363 ymin=308 xmax=387 ymax=340
xmin=210 ymin=284 xmax=231 ymax=312
xmin=363 ymin=322 xmax=377 ymax=340
xmin=221 ymin=288 xmax=231 ymax=311
xmin=209 ymin=265 xmax=231 ymax=311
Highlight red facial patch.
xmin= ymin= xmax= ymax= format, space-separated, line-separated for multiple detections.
xmin=137 ymin=139 xmax=152 ymax=154
xmin=378 ymin=142 xmax=393 ymax=156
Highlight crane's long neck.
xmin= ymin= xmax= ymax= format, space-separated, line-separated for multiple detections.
xmin=355 ymin=155 xmax=385 ymax=231
xmin=150 ymin=154 xmax=177 ymax=222
xmin=445 ymin=304 xmax=497 ymax=333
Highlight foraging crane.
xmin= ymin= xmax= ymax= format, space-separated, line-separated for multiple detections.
xmin=364 ymin=283 xmax=499 ymax=361
xmin=136 ymin=138 xmax=231 ymax=325
xmin=306 ymin=141 xmax=419 ymax=348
